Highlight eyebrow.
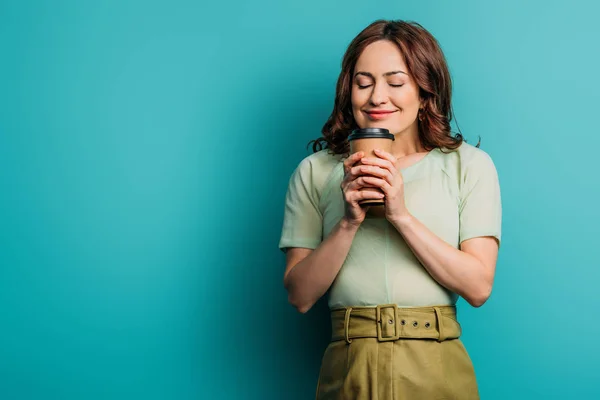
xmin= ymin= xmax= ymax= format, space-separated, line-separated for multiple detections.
xmin=354 ymin=70 xmax=408 ymax=78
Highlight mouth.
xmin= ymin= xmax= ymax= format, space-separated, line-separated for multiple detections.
xmin=364 ymin=110 xmax=397 ymax=120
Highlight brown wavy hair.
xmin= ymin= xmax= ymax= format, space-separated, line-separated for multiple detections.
xmin=308 ymin=19 xmax=479 ymax=155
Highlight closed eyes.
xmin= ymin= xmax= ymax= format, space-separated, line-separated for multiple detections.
xmin=357 ymin=83 xmax=404 ymax=89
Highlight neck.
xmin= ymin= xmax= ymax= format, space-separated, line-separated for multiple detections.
xmin=390 ymin=123 xmax=426 ymax=158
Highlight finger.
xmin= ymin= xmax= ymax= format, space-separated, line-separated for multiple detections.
xmin=343 ymin=179 xmax=382 ymax=202
xmin=356 ymin=165 xmax=394 ymax=186
xmin=340 ymin=180 xmax=353 ymax=195
xmin=347 ymin=176 xmax=379 ymax=191
xmin=350 ymin=189 xmax=385 ymax=203
xmin=359 ymin=157 xmax=395 ymax=173
xmin=348 ymin=163 xmax=376 ymax=181
xmin=343 ymin=151 xmax=364 ymax=173
xmin=349 ymin=165 xmax=366 ymax=180
xmin=374 ymin=149 xmax=398 ymax=166
xmin=362 ymin=176 xmax=393 ymax=194
xmin=342 ymin=180 xmax=363 ymax=200
xmin=341 ymin=163 xmax=359 ymax=189
xmin=340 ymin=168 xmax=360 ymax=191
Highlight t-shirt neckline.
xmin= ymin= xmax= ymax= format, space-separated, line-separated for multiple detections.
xmin=399 ymin=147 xmax=438 ymax=172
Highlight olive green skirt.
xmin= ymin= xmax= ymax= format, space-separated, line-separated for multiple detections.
xmin=315 ymin=304 xmax=479 ymax=400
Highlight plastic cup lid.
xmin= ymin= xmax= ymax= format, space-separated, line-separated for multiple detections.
xmin=347 ymin=128 xmax=395 ymax=141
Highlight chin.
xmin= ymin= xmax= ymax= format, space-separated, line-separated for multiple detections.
xmin=357 ymin=121 xmax=390 ymax=130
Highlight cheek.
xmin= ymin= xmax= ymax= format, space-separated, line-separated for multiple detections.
xmin=391 ymin=93 xmax=419 ymax=122
xmin=350 ymin=96 xmax=363 ymax=122
xmin=350 ymin=92 xmax=359 ymax=109
xmin=391 ymin=87 xmax=420 ymax=110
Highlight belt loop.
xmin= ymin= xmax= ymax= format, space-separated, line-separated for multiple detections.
xmin=433 ymin=307 xmax=447 ymax=342
xmin=344 ymin=307 xmax=353 ymax=344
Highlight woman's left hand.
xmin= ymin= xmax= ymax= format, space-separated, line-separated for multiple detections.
xmin=358 ymin=148 xmax=411 ymax=222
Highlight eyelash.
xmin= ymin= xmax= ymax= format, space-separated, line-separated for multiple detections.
xmin=357 ymin=84 xmax=404 ymax=89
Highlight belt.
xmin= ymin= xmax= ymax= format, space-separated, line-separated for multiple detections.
xmin=330 ymin=304 xmax=461 ymax=343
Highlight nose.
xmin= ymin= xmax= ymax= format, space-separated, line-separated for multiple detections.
xmin=369 ymin=81 xmax=389 ymax=106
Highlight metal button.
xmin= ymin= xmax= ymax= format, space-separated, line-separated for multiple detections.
xmin=388 ymin=319 xmax=394 ymax=325
xmin=412 ymin=321 xmax=418 ymax=327
xmin=425 ymin=322 xmax=431 ymax=328
xmin=400 ymin=319 xmax=406 ymax=325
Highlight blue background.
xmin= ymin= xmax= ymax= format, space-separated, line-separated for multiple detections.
xmin=1 ymin=0 xmax=599 ymax=399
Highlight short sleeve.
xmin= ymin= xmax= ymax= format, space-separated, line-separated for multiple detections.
xmin=278 ymin=158 xmax=323 ymax=253
xmin=458 ymin=151 xmax=502 ymax=248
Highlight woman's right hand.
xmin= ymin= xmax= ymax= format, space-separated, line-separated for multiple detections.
xmin=340 ymin=151 xmax=385 ymax=227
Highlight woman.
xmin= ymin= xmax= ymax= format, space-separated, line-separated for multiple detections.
xmin=278 ymin=19 xmax=501 ymax=400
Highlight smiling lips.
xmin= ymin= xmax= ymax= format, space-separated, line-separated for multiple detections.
xmin=365 ymin=110 xmax=397 ymax=120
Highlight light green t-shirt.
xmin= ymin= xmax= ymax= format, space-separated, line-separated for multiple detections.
xmin=278 ymin=141 xmax=502 ymax=309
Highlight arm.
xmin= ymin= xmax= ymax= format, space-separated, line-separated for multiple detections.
xmin=359 ymin=148 xmax=502 ymax=307
xmin=283 ymin=218 xmax=359 ymax=314
xmin=389 ymin=214 xmax=498 ymax=307
xmin=280 ymin=150 xmax=383 ymax=314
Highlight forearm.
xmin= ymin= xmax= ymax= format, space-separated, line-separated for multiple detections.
xmin=284 ymin=218 xmax=359 ymax=313
xmin=390 ymin=214 xmax=492 ymax=307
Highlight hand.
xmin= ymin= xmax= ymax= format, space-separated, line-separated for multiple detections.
xmin=358 ymin=148 xmax=411 ymax=222
xmin=340 ymin=151 xmax=385 ymax=226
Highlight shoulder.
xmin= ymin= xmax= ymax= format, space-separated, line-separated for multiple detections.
xmin=437 ymin=141 xmax=497 ymax=176
xmin=290 ymin=148 xmax=345 ymax=196
xmin=455 ymin=141 xmax=495 ymax=167
xmin=296 ymin=148 xmax=344 ymax=171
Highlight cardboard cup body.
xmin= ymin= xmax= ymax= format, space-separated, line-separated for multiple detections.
xmin=349 ymin=137 xmax=394 ymax=207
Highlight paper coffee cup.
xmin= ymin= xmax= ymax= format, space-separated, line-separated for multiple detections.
xmin=347 ymin=128 xmax=395 ymax=207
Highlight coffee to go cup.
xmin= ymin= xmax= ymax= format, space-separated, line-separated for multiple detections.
xmin=347 ymin=128 xmax=395 ymax=207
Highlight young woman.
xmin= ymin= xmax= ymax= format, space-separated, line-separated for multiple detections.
xmin=279 ymin=19 xmax=501 ymax=399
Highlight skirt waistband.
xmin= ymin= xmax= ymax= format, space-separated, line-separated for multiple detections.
xmin=330 ymin=304 xmax=461 ymax=343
